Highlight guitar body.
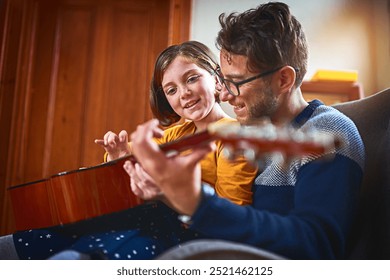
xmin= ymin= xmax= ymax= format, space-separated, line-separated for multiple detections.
xmin=8 ymin=178 xmax=55 ymax=231
xmin=8 ymin=156 xmax=142 ymax=231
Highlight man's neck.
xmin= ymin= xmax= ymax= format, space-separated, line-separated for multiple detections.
xmin=272 ymin=88 xmax=309 ymax=126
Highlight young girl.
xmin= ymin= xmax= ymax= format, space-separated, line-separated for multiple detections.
xmin=1 ymin=41 xmax=257 ymax=260
xmin=95 ymin=41 xmax=256 ymax=205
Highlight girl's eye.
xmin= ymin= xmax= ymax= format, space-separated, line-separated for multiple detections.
xmin=187 ymin=75 xmax=200 ymax=84
xmin=165 ymin=88 xmax=177 ymax=96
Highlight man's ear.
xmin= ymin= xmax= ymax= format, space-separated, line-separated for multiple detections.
xmin=278 ymin=66 xmax=296 ymax=93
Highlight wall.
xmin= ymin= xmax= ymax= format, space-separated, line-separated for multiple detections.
xmin=190 ymin=0 xmax=390 ymax=98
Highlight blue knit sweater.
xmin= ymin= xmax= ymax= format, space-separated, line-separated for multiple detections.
xmin=189 ymin=100 xmax=365 ymax=259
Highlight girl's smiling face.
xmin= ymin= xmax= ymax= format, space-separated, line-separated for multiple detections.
xmin=161 ymin=56 xmax=217 ymax=122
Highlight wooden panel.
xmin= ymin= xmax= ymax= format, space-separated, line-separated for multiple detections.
xmin=24 ymin=0 xmax=172 ymax=181
xmin=0 ymin=0 xmax=41 ymax=233
xmin=25 ymin=0 xmax=57 ymax=181
xmin=82 ymin=0 xmax=171 ymax=166
xmin=104 ymin=2 xmax=161 ymax=134
xmin=44 ymin=3 xmax=95 ymax=175
xmin=168 ymin=0 xmax=191 ymax=44
xmin=0 ymin=0 xmax=24 ymax=186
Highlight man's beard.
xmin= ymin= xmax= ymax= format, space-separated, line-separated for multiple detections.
xmin=244 ymin=87 xmax=278 ymax=125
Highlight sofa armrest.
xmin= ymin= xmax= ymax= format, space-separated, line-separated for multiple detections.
xmin=155 ymin=239 xmax=285 ymax=260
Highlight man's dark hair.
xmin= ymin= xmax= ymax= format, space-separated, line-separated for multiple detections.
xmin=216 ymin=2 xmax=308 ymax=86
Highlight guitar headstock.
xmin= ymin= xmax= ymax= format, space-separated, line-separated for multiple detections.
xmin=208 ymin=120 xmax=340 ymax=164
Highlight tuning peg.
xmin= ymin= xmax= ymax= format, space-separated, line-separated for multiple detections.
xmin=290 ymin=128 xmax=307 ymax=143
xmin=242 ymin=148 xmax=257 ymax=162
xmin=222 ymin=145 xmax=236 ymax=161
xmin=270 ymin=151 xmax=286 ymax=165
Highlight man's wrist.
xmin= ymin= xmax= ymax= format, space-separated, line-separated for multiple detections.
xmin=178 ymin=183 xmax=215 ymax=225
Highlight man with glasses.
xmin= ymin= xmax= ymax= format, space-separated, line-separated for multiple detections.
xmin=130 ymin=2 xmax=364 ymax=259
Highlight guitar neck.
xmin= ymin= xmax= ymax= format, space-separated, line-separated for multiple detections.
xmin=158 ymin=130 xmax=214 ymax=153
xmin=158 ymin=121 xmax=339 ymax=161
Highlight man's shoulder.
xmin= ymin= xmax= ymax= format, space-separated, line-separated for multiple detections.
xmin=307 ymin=104 xmax=357 ymax=132
xmin=306 ymin=104 xmax=365 ymax=168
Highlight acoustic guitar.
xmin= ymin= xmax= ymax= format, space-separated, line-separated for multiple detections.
xmin=8 ymin=121 xmax=339 ymax=231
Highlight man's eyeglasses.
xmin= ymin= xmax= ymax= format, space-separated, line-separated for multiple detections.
xmin=215 ymin=66 xmax=283 ymax=96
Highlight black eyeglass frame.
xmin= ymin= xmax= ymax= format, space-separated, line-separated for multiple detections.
xmin=215 ymin=66 xmax=284 ymax=96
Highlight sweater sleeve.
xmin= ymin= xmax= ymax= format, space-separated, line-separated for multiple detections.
xmin=189 ymin=154 xmax=363 ymax=259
